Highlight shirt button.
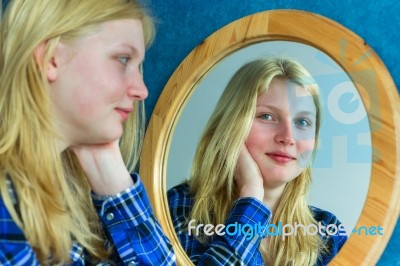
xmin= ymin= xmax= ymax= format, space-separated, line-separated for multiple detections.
xmin=106 ymin=213 xmax=114 ymax=221
xmin=128 ymin=262 xmax=135 ymax=266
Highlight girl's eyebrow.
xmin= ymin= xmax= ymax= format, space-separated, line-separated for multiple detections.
xmin=296 ymin=110 xmax=317 ymax=116
xmin=116 ymin=43 xmax=144 ymax=59
xmin=256 ymin=104 xmax=316 ymax=116
xmin=256 ymin=104 xmax=279 ymax=110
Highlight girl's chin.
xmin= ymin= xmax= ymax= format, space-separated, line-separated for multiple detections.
xmin=262 ymin=173 xmax=300 ymax=187
xmin=85 ymin=132 xmax=123 ymax=145
xmin=101 ymin=127 xmax=124 ymax=141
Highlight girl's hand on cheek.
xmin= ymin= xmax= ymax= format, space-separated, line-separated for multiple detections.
xmin=71 ymin=139 xmax=133 ymax=195
xmin=234 ymin=144 xmax=264 ymax=201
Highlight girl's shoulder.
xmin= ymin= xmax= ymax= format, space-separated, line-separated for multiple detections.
xmin=308 ymin=205 xmax=342 ymax=226
xmin=0 ymin=193 xmax=29 ymax=247
xmin=167 ymin=182 xmax=194 ymax=217
xmin=167 ymin=182 xmax=193 ymax=203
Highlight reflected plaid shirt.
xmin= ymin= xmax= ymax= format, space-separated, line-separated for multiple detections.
xmin=168 ymin=183 xmax=347 ymax=266
xmin=0 ymin=174 xmax=176 ymax=265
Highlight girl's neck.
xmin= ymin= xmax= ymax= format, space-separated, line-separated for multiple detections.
xmin=262 ymin=184 xmax=286 ymax=213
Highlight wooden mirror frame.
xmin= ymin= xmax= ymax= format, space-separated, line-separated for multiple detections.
xmin=140 ymin=10 xmax=400 ymax=265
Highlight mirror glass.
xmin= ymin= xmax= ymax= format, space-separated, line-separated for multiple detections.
xmin=166 ymin=40 xmax=371 ymax=232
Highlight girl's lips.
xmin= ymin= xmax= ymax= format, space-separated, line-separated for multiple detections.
xmin=115 ymin=108 xmax=132 ymax=120
xmin=266 ymin=152 xmax=296 ymax=163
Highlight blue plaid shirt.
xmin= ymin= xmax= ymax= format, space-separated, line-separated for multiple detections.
xmin=0 ymin=174 xmax=176 ymax=265
xmin=168 ymin=183 xmax=347 ymax=266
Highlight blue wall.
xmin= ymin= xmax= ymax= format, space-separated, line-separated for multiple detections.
xmin=142 ymin=0 xmax=399 ymax=265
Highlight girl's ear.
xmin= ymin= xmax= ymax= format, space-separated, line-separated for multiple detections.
xmin=33 ymin=41 xmax=58 ymax=82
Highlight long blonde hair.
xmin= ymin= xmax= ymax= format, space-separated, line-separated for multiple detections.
xmin=0 ymin=0 xmax=154 ymax=264
xmin=188 ymin=58 xmax=324 ymax=265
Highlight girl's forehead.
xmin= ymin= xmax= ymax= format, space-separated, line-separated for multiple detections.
xmin=257 ymin=79 xmax=316 ymax=114
xmin=258 ymin=79 xmax=313 ymax=101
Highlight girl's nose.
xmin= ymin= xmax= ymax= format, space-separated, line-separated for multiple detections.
xmin=127 ymin=69 xmax=148 ymax=100
xmin=274 ymin=121 xmax=295 ymax=145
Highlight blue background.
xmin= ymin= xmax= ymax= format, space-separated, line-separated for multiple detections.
xmin=3 ymin=0 xmax=399 ymax=264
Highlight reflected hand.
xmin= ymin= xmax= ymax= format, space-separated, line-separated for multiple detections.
xmin=71 ymin=139 xmax=133 ymax=195
xmin=234 ymin=144 xmax=264 ymax=202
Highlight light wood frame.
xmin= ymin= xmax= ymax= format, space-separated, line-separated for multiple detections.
xmin=140 ymin=10 xmax=400 ymax=265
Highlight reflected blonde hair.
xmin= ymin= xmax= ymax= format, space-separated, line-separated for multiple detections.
xmin=188 ymin=58 xmax=325 ymax=265
xmin=0 ymin=0 xmax=154 ymax=264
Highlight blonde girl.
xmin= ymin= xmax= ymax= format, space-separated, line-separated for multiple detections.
xmin=168 ymin=58 xmax=347 ymax=265
xmin=0 ymin=0 xmax=175 ymax=265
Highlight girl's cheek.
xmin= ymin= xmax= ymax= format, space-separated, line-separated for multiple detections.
xmin=78 ymin=102 xmax=96 ymax=116
xmin=299 ymin=139 xmax=315 ymax=152
xmin=298 ymin=149 xmax=314 ymax=168
xmin=71 ymin=89 xmax=99 ymax=116
xmin=297 ymin=139 xmax=316 ymax=166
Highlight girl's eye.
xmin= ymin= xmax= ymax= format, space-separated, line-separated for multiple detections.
xmin=118 ymin=56 xmax=130 ymax=66
xmin=258 ymin=113 xmax=274 ymax=121
xmin=295 ymin=118 xmax=311 ymax=128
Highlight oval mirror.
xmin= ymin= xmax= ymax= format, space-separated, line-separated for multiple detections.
xmin=167 ymin=40 xmax=371 ymax=239
xmin=140 ymin=10 xmax=400 ymax=265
